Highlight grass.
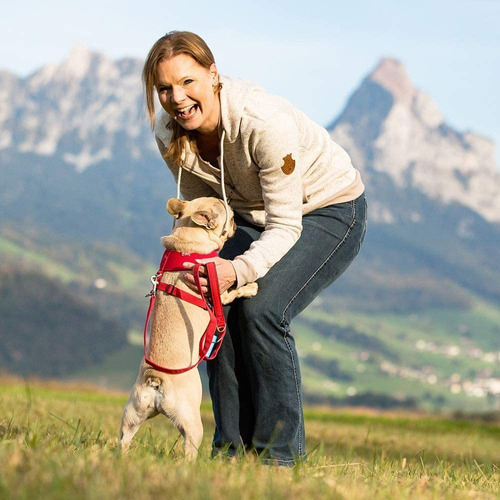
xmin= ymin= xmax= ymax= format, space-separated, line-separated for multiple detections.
xmin=0 ymin=378 xmax=498 ymax=499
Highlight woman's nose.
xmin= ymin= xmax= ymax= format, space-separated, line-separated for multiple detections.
xmin=171 ymin=86 xmax=186 ymax=104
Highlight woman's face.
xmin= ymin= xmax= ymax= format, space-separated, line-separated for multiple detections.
xmin=156 ymin=54 xmax=219 ymax=135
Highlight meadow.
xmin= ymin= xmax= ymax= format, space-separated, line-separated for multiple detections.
xmin=0 ymin=378 xmax=498 ymax=499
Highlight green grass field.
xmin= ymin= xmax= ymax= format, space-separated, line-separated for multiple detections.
xmin=0 ymin=378 xmax=498 ymax=499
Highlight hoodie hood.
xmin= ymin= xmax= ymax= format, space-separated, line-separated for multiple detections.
xmin=219 ymin=76 xmax=265 ymax=143
xmin=154 ymin=75 xmax=263 ymax=147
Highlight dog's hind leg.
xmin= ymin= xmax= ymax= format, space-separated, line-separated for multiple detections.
xmin=161 ymin=375 xmax=203 ymax=460
xmin=174 ymin=403 xmax=203 ymax=461
xmin=118 ymin=382 xmax=159 ymax=452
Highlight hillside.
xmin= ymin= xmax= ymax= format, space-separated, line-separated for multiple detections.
xmin=2 ymin=223 xmax=498 ymax=412
xmin=0 ymin=267 xmax=126 ymax=377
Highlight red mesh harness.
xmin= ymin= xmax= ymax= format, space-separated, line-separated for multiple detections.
xmin=143 ymin=249 xmax=227 ymax=374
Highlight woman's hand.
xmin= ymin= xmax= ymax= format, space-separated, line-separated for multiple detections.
xmin=183 ymin=257 xmax=236 ymax=295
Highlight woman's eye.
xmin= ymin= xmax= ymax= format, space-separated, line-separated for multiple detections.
xmin=159 ymin=86 xmax=171 ymax=93
xmin=184 ymin=79 xmax=193 ymax=85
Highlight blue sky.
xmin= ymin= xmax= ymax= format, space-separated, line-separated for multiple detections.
xmin=2 ymin=0 xmax=499 ymax=160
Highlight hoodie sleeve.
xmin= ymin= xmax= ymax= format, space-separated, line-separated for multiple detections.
xmin=231 ymin=113 xmax=303 ymax=286
xmin=155 ymin=137 xmax=218 ymax=200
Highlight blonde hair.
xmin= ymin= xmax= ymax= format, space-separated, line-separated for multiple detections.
xmin=143 ymin=31 xmax=222 ymax=166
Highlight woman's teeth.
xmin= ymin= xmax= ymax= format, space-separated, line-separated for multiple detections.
xmin=176 ymin=104 xmax=197 ymax=118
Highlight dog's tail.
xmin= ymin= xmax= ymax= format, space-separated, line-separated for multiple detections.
xmin=143 ymin=368 xmax=164 ymax=389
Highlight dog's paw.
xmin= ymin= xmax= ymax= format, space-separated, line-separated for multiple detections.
xmin=221 ymin=282 xmax=258 ymax=305
xmin=160 ymin=235 xmax=170 ymax=248
xmin=243 ymin=282 xmax=258 ymax=297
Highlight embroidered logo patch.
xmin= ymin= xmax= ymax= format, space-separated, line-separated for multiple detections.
xmin=281 ymin=154 xmax=295 ymax=175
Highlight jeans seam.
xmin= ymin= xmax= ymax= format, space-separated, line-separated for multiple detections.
xmin=359 ymin=197 xmax=367 ymax=251
xmin=283 ymin=329 xmax=303 ymax=457
xmin=280 ymin=199 xmax=357 ymax=325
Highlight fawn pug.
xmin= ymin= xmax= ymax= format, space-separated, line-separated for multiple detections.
xmin=119 ymin=197 xmax=257 ymax=459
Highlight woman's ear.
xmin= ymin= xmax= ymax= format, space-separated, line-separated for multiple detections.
xmin=210 ymin=63 xmax=219 ymax=86
xmin=166 ymin=198 xmax=187 ymax=218
xmin=191 ymin=210 xmax=219 ymax=229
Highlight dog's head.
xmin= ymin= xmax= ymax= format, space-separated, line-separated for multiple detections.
xmin=161 ymin=197 xmax=237 ymax=253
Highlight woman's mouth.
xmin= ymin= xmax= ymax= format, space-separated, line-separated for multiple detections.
xmin=175 ymin=104 xmax=199 ymax=120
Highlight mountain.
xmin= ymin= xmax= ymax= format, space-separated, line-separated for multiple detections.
xmin=1 ymin=50 xmax=498 ymax=303
xmin=0 ymin=48 xmax=498 ymax=410
xmin=0 ymin=44 xmax=155 ymax=171
xmin=330 ymin=57 xmax=500 ymax=224
xmin=326 ymin=57 xmax=500 ymax=310
xmin=0 ymin=45 xmax=176 ymax=259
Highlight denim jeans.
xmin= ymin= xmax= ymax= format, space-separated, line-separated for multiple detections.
xmin=207 ymin=193 xmax=367 ymax=465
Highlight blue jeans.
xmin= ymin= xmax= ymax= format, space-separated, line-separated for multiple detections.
xmin=207 ymin=193 xmax=367 ymax=465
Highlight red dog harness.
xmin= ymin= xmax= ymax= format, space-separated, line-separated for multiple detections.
xmin=143 ymin=249 xmax=227 ymax=374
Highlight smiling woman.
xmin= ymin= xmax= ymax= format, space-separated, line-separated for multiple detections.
xmin=143 ymin=32 xmax=223 ymax=167
xmin=141 ymin=30 xmax=367 ymax=466
xmin=156 ymin=54 xmax=220 ymax=134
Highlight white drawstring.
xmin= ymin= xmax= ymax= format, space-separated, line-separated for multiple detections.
xmin=174 ymin=129 xmax=231 ymax=235
xmin=176 ymin=166 xmax=182 ymax=200
xmin=218 ymin=129 xmax=231 ymax=237
xmin=173 ymin=166 xmax=183 ymax=229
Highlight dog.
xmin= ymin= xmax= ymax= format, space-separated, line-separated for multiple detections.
xmin=118 ymin=197 xmax=257 ymax=459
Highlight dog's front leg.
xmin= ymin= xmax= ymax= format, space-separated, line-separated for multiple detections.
xmin=221 ymin=282 xmax=258 ymax=304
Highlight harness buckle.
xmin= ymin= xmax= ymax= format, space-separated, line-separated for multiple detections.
xmin=145 ymin=273 xmax=161 ymax=298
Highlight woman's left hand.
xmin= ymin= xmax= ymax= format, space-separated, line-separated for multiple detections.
xmin=183 ymin=257 xmax=236 ymax=295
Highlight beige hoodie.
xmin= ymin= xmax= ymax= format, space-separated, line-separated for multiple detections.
xmin=155 ymin=76 xmax=364 ymax=287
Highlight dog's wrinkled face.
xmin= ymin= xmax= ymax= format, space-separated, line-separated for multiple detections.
xmin=163 ymin=197 xmax=236 ymax=252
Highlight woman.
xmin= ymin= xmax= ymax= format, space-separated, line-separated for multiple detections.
xmin=143 ymin=31 xmax=367 ymax=465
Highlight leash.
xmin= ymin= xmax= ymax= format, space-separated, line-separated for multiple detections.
xmin=143 ymin=249 xmax=227 ymax=374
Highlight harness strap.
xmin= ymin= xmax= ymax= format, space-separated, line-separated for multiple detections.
xmin=156 ymin=282 xmax=207 ymax=310
xmin=204 ymin=262 xmax=227 ymax=359
xmin=143 ymin=255 xmax=227 ymax=374
xmin=206 ymin=263 xmax=226 ymax=332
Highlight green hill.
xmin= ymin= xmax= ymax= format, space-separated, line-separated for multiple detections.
xmin=0 ymin=267 xmax=127 ymax=377
xmin=0 ymin=227 xmax=498 ymax=412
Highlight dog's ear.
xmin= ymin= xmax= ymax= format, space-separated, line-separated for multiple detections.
xmin=191 ymin=210 xmax=219 ymax=229
xmin=166 ymin=198 xmax=187 ymax=218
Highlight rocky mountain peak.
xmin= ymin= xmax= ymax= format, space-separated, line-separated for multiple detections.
xmin=63 ymin=43 xmax=94 ymax=78
xmin=0 ymin=45 xmax=154 ymax=170
xmin=368 ymin=57 xmax=415 ymax=103
xmin=329 ymin=57 xmax=500 ymax=223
